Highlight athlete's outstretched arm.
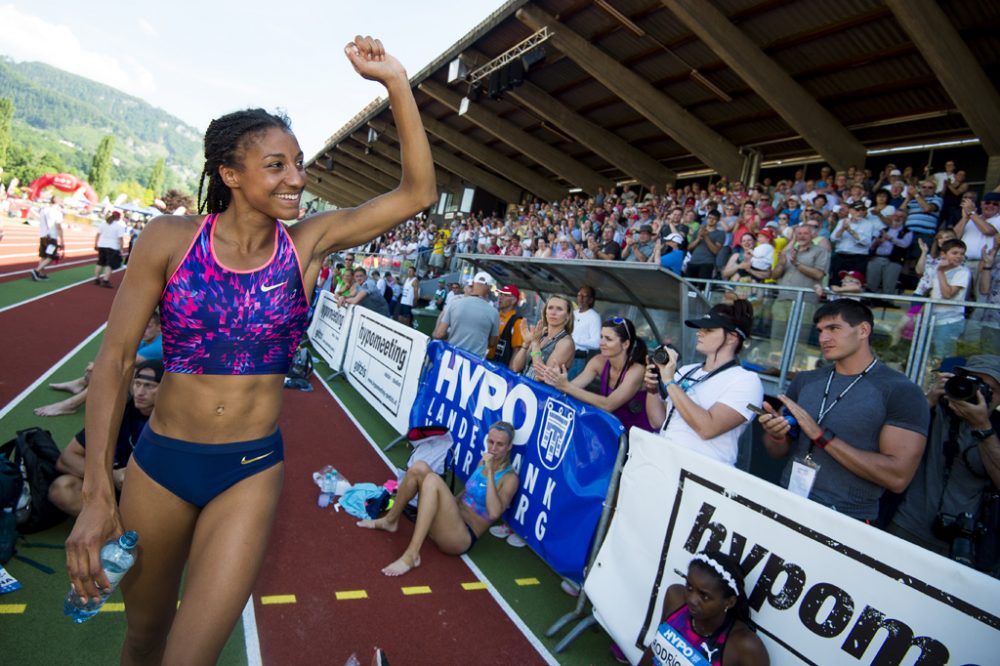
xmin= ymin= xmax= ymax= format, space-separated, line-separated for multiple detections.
xmin=295 ymin=36 xmax=436 ymax=263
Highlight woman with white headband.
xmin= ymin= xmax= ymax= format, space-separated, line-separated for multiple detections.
xmin=636 ymin=550 xmax=769 ymax=665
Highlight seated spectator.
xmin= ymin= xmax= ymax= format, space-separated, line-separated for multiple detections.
xmin=721 ymin=233 xmax=768 ymax=283
xmin=816 ymin=270 xmax=865 ymax=301
xmin=888 ymin=356 xmax=1000 ymax=573
xmin=654 ymin=233 xmax=686 ymax=274
xmin=541 ymin=316 xmax=654 ymax=432
xmin=644 ymin=301 xmax=763 ymax=466
xmin=829 ymin=201 xmax=877 ymax=286
xmin=47 ymin=360 xmax=162 ymax=516
xmin=432 ymin=272 xmax=499 ymax=358
xmin=357 ymin=421 xmax=520 ymax=576
xmin=569 ymin=286 xmax=601 ymax=379
xmin=623 ymin=224 xmax=656 ymax=263
xmin=750 ymin=228 xmax=775 ymax=276
xmin=593 ymin=225 xmax=622 ymax=261
xmin=913 ymin=239 xmax=970 ymax=359
xmin=34 ymin=311 xmax=162 ymax=417
xmin=510 ymin=294 xmax=576 ymax=380
xmin=635 ymin=551 xmax=770 ymax=666
xmin=759 ymin=300 xmax=928 ymax=522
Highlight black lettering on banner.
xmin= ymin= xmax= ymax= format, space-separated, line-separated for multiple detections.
xmin=842 ymin=606 xmax=949 ymax=665
xmin=726 ymin=531 xmax=769 ymax=574
xmin=798 ymin=582 xmax=854 ymax=638
xmin=748 ymin=554 xmax=806 ymax=612
xmin=683 ymin=502 xmax=727 ymax=553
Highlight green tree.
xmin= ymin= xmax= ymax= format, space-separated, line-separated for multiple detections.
xmin=3 ymin=141 xmax=67 ymax=187
xmin=0 ymin=97 xmax=13 ymax=170
xmin=88 ymin=134 xmax=115 ymax=197
xmin=147 ymin=157 xmax=165 ymax=197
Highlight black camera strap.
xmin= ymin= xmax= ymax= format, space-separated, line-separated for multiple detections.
xmin=660 ymin=359 xmax=740 ymax=433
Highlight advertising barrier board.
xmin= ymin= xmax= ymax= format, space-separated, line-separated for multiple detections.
xmin=306 ymin=291 xmax=353 ymax=373
xmin=585 ymin=428 xmax=1000 ymax=665
xmin=344 ymin=307 xmax=428 ymax=435
xmin=410 ymin=341 xmax=623 ymax=582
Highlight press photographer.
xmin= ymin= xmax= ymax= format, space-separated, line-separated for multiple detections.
xmin=889 ymin=356 xmax=1000 ymax=575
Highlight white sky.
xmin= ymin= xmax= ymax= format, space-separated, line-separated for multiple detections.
xmin=0 ymin=0 xmax=506 ymax=158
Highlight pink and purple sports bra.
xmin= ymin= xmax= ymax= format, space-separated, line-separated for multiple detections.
xmin=160 ymin=214 xmax=310 ymax=375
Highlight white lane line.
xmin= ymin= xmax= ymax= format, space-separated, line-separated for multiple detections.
xmin=0 ymin=322 xmax=106 ymax=418
xmin=0 ymin=267 xmax=123 ymax=314
xmin=313 ymin=373 xmax=558 ymax=666
xmin=241 ymin=597 xmax=263 ymax=666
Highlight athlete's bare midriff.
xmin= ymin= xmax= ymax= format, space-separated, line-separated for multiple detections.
xmin=149 ymin=373 xmax=285 ymax=443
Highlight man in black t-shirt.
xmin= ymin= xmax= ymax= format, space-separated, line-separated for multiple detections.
xmin=47 ymin=360 xmax=162 ymax=516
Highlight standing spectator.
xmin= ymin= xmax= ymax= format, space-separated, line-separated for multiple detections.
xmin=399 ymin=264 xmax=420 ymax=326
xmin=570 ymin=285 xmax=601 ymax=378
xmin=655 ymin=233 xmax=686 ymax=275
xmin=977 ymin=238 xmax=1000 ymax=354
xmin=929 ymin=159 xmax=957 ymax=195
xmin=759 ymin=300 xmax=928 ymax=522
xmin=338 ymin=267 xmax=392 ymax=318
xmin=829 ymin=201 xmax=877 ymax=286
xmin=511 ymin=294 xmax=575 ymax=380
xmin=954 ymin=193 xmax=1000 ymax=276
xmin=593 ymin=225 xmax=622 ymax=261
xmin=94 ymin=210 xmax=129 ymax=288
xmin=771 ymin=222 xmax=830 ymax=339
xmin=623 ymin=224 xmax=655 ymax=262
xmin=866 ymin=211 xmax=912 ymax=294
xmin=432 ymin=272 xmax=499 ymax=358
xmin=32 ymin=197 xmax=63 ymax=281
xmin=432 ymin=277 xmax=448 ymax=310
xmin=684 ymin=211 xmax=724 ymax=279
xmin=487 ymin=284 xmax=524 ymax=367
xmin=939 ymin=170 xmax=970 ymax=228
xmin=889 ymin=355 xmax=1000 ymax=573
xmin=643 ymin=301 xmax=763 ymax=466
xmin=913 ymin=239 xmax=970 ymax=360
xmin=902 ymin=179 xmax=943 ymax=254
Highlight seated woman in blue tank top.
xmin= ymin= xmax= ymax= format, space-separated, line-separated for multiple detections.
xmin=539 ymin=316 xmax=655 ymax=432
xmin=357 ymin=421 xmax=520 ymax=576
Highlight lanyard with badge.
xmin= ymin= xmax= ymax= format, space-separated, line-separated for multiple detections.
xmin=788 ymin=359 xmax=878 ymax=499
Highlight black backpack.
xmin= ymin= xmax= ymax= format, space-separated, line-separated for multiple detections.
xmin=286 ymin=344 xmax=313 ymax=381
xmin=0 ymin=428 xmax=67 ymax=534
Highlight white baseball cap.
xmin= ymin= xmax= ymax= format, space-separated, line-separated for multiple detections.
xmin=472 ymin=271 xmax=495 ymax=286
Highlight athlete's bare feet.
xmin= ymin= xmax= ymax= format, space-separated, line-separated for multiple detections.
xmin=48 ymin=377 xmax=87 ymax=394
xmin=381 ymin=552 xmax=420 ymax=576
xmin=34 ymin=399 xmax=80 ymax=417
xmin=356 ymin=517 xmax=398 ymax=533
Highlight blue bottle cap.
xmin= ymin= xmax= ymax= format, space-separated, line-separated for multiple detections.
xmin=119 ymin=531 xmax=139 ymax=549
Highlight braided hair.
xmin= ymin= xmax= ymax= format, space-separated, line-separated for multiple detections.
xmin=197 ymin=109 xmax=292 ymax=214
xmin=689 ymin=550 xmax=752 ymax=626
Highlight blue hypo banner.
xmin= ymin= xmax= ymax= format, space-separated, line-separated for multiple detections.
xmin=410 ymin=341 xmax=624 ymax=582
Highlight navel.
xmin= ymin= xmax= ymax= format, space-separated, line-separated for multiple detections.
xmin=215 ymin=405 xmax=225 ymax=416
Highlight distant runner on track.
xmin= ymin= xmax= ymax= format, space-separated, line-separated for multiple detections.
xmin=64 ymin=35 xmax=435 ymax=665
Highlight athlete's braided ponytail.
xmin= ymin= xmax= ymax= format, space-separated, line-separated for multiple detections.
xmin=197 ymin=109 xmax=292 ymax=214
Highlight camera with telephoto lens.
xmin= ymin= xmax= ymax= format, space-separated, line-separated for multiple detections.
xmin=931 ymin=511 xmax=981 ymax=565
xmin=943 ymin=371 xmax=993 ymax=405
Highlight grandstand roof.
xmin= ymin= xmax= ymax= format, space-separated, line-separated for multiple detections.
xmin=304 ymin=0 xmax=1000 ymax=206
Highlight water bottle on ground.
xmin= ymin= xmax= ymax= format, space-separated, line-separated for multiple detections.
xmin=63 ymin=530 xmax=139 ymax=623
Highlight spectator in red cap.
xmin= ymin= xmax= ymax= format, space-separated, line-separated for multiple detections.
xmin=488 ymin=284 xmax=524 ymax=367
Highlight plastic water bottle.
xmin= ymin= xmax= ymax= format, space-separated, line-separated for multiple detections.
xmin=63 ymin=531 xmax=139 ymax=623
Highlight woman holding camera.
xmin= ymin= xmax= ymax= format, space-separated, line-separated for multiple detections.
xmin=644 ymin=301 xmax=763 ymax=465
xmin=540 ymin=316 xmax=654 ymax=432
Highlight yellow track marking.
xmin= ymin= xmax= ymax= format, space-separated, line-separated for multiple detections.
xmin=335 ymin=590 xmax=368 ymax=600
xmin=462 ymin=582 xmax=487 ymax=590
xmin=515 ymin=578 xmax=541 ymax=586
xmin=401 ymin=586 xmax=432 ymax=595
xmin=100 ymin=602 xmax=126 ymax=612
xmin=261 ymin=595 xmax=297 ymax=605
xmin=0 ymin=604 xmax=26 ymax=614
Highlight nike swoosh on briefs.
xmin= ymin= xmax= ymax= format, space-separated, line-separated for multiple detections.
xmin=241 ymin=451 xmax=275 ymax=465
xmin=261 ymin=281 xmax=287 ymax=292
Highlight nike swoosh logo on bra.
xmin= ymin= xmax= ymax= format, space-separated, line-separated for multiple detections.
xmin=241 ymin=451 xmax=274 ymax=465
xmin=261 ymin=281 xmax=287 ymax=293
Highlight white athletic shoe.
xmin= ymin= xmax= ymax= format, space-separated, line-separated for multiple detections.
xmin=506 ymin=533 xmax=527 ymax=548
xmin=489 ymin=524 xmax=512 ymax=539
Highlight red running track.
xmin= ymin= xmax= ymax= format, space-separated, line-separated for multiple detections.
xmin=260 ymin=383 xmax=548 ymax=665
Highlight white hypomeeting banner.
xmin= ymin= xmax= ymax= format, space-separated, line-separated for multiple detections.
xmin=307 ymin=291 xmax=353 ymax=373
xmin=585 ymin=428 xmax=1000 ymax=666
xmin=343 ymin=307 xmax=428 ymax=435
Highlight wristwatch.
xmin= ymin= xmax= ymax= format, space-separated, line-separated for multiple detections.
xmin=811 ymin=428 xmax=836 ymax=449
xmin=971 ymin=427 xmax=996 ymax=441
